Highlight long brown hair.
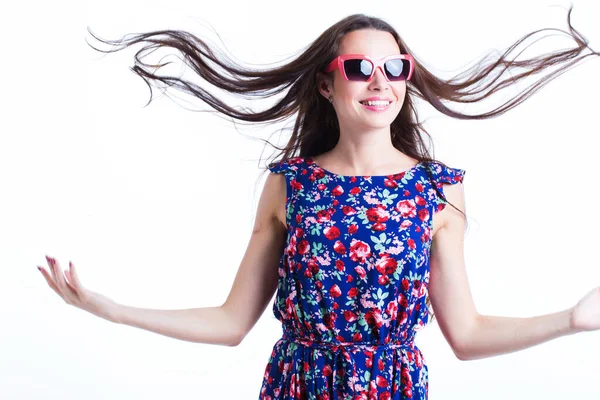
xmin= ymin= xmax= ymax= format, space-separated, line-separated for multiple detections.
xmin=86 ymin=5 xmax=598 ymax=321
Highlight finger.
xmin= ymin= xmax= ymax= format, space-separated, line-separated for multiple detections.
xmin=48 ymin=257 xmax=77 ymax=304
xmin=38 ymin=266 xmax=65 ymax=299
xmin=67 ymin=261 xmax=84 ymax=291
xmin=64 ymin=268 xmax=78 ymax=294
xmin=46 ymin=255 xmax=59 ymax=283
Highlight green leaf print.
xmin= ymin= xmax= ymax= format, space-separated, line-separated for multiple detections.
xmin=311 ymin=241 xmax=324 ymax=258
xmin=378 ymin=188 xmax=398 ymax=207
xmin=358 ymin=313 xmax=367 ymax=327
xmin=331 ymin=270 xmax=343 ymax=282
xmin=310 ymin=224 xmax=322 ymax=237
xmin=370 ymin=232 xmax=389 ymax=253
xmin=373 ymin=287 xmax=389 ymax=301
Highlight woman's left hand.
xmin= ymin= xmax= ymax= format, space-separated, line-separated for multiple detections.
xmin=570 ymin=287 xmax=600 ymax=332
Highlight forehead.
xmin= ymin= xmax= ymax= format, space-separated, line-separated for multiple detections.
xmin=338 ymin=29 xmax=400 ymax=57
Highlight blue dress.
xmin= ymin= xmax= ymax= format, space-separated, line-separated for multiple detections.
xmin=260 ymin=156 xmax=466 ymax=400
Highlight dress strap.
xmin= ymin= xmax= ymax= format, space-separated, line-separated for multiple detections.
xmin=424 ymin=161 xmax=466 ymax=212
xmin=267 ymin=157 xmax=303 ymax=228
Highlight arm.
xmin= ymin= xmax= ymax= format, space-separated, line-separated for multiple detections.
xmin=428 ymin=182 xmax=578 ymax=361
xmin=114 ymin=172 xmax=286 ymax=346
xmin=39 ymin=172 xmax=287 ymax=347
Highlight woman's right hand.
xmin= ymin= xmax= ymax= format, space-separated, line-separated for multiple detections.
xmin=38 ymin=255 xmax=120 ymax=323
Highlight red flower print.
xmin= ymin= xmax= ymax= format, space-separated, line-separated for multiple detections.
xmin=401 ymin=367 xmax=413 ymax=387
xmin=399 ymin=311 xmax=408 ymax=325
xmin=407 ymin=238 xmax=416 ymax=249
xmin=376 ymin=375 xmax=388 ymax=387
xmin=285 ymin=297 xmax=295 ymax=317
xmin=333 ymin=240 xmax=346 ymax=254
xmin=375 ymin=254 xmax=397 ymax=275
xmin=335 ymin=260 xmax=345 ymax=271
xmin=366 ymin=204 xmax=390 ymax=223
xmin=330 ymin=284 xmax=342 ymax=298
xmin=348 ymin=287 xmax=358 ymax=297
xmin=291 ymin=179 xmax=303 ymax=191
xmin=316 ymin=209 xmax=331 ymax=223
xmin=304 ymin=268 xmax=312 ymax=278
xmin=415 ymin=182 xmax=424 ymax=193
xmin=315 ymin=281 xmax=323 ymax=289
xmin=323 ymin=312 xmax=337 ymax=329
xmin=415 ymin=194 xmax=426 ymax=206
xmin=383 ymin=178 xmax=398 ymax=189
xmin=378 ymin=275 xmax=390 ymax=285
xmin=297 ymin=239 xmax=310 ymax=255
xmin=342 ymin=205 xmax=357 ymax=215
xmin=378 ymin=359 xmax=385 ymax=371
xmin=365 ymin=308 xmax=383 ymax=328
xmin=401 ymin=278 xmax=410 ymax=291
xmin=349 ymin=186 xmax=361 ymax=195
xmin=417 ymin=207 xmax=430 ymax=222
xmin=324 ymin=225 xmax=341 ymax=240
xmin=349 ymin=239 xmax=371 ymax=263
xmin=381 ymin=391 xmax=391 ymax=400
xmin=322 ymin=364 xmax=332 ymax=376
xmin=312 ymin=168 xmax=326 ymax=180
xmin=386 ymin=300 xmax=398 ymax=320
xmin=395 ymin=199 xmax=417 ymax=218
xmin=348 ymin=223 xmax=359 ymax=234
xmin=354 ymin=265 xmax=366 ymax=278
xmin=400 ymin=220 xmax=413 ymax=229
xmin=331 ymin=185 xmax=344 ymax=196
xmin=343 ymin=310 xmax=357 ymax=322
xmin=371 ymin=223 xmax=386 ymax=231
xmin=399 ymin=293 xmax=408 ymax=308
xmin=308 ymin=259 xmax=320 ymax=274
xmin=352 ymin=332 xmax=362 ymax=341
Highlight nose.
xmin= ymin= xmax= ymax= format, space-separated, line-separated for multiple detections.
xmin=368 ymin=67 xmax=390 ymax=90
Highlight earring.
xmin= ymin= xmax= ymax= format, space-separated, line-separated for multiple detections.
xmin=328 ymin=97 xmax=333 ymax=104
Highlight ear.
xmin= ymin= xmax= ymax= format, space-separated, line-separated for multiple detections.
xmin=316 ymin=72 xmax=334 ymax=101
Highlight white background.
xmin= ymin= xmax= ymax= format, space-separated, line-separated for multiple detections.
xmin=2 ymin=0 xmax=599 ymax=398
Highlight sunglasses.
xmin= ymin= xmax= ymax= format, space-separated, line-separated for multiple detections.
xmin=324 ymin=53 xmax=414 ymax=82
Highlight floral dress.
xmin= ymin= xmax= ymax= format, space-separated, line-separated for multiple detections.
xmin=259 ymin=156 xmax=466 ymax=400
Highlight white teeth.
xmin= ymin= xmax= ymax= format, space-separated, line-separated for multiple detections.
xmin=360 ymin=101 xmax=391 ymax=106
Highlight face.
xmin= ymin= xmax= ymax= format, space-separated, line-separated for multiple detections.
xmin=318 ymin=29 xmax=407 ymax=130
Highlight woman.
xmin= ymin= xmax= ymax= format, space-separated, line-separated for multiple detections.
xmin=39 ymin=6 xmax=599 ymax=399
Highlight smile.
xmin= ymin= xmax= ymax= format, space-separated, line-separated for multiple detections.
xmin=359 ymin=100 xmax=392 ymax=110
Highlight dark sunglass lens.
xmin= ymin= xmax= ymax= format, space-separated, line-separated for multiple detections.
xmin=384 ymin=59 xmax=410 ymax=81
xmin=343 ymin=59 xmax=373 ymax=81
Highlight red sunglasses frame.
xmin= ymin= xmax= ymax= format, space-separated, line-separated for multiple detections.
xmin=324 ymin=53 xmax=415 ymax=82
